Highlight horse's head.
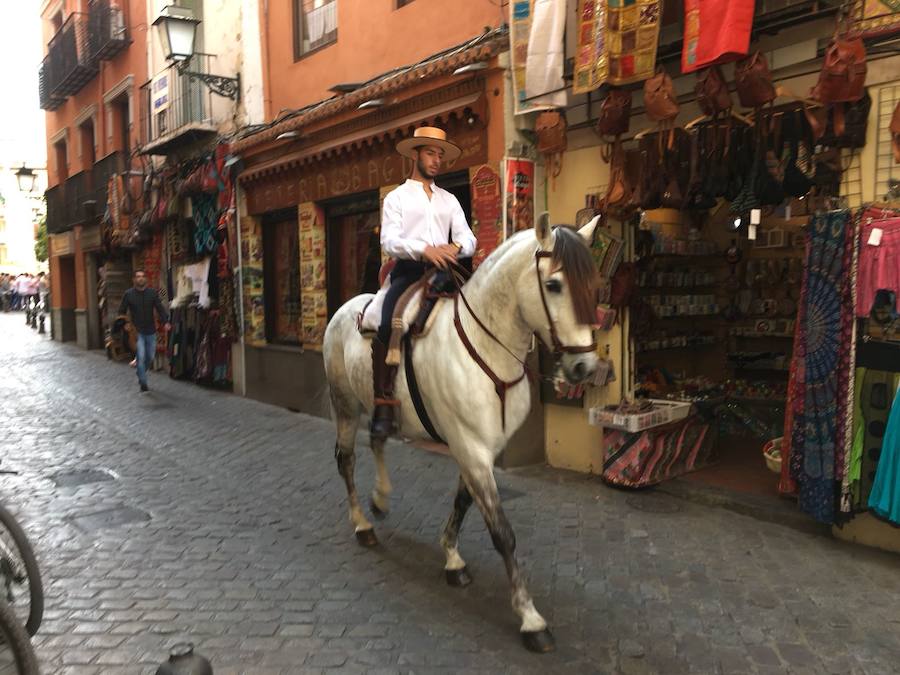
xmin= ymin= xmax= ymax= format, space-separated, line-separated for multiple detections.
xmin=517 ymin=213 xmax=600 ymax=385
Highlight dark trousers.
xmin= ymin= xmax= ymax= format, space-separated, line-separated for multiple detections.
xmin=377 ymin=259 xmax=427 ymax=343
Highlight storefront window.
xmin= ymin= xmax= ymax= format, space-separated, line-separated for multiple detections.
xmin=263 ymin=215 xmax=301 ymax=344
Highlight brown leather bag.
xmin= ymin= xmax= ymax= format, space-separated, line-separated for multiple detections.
xmin=644 ymin=70 xmax=679 ymax=122
xmin=734 ymin=52 xmax=776 ymax=108
xmin=695 ymin=66 xmax=732 ymax=117
xmin=814 ymin=37 xmax=867 ymax=104
xmin=596 ymin=88 xmax=632 ymax=138
xmin=891 ymin=101 xmax=900 ymax=163
xmin=535 ymin=111 xmax=567 ymax=155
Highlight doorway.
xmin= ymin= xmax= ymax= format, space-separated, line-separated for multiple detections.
xmin=325 ymin=192 xmax=381 ymax=318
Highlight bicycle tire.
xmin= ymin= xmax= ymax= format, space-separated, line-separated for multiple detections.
xmin=0 ymin=596 xmax=39 ymax=675
xmin=0 ymin=504 xmax=43 ymax=637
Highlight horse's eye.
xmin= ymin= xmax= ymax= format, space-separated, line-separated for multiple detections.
xmin=545 ymin=279 xmax=563 ymax=294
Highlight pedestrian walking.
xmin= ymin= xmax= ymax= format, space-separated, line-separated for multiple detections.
xmin=0 ymin=274 xmax=11 ymax=312
xmin=117 ymin=270 xmax=170 ymax=393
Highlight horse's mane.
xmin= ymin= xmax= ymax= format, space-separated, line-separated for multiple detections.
xmin=474 ymin=226 xmax=597 ymax=325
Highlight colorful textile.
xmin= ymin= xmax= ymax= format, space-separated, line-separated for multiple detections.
xmin=681 ymin=0 xmax=754 ymax=74
xmin=573 ymin=0 xmax=662 ymax=94
xmin=856 ymin=217 xmax=900 ymax=317
xmin=868 ymin=384 xmax=900 ymax=525
xmin=602 ymin=415 xmax=714 ymax=488
xmin=785 ymin=210 xmax=855 ymax=524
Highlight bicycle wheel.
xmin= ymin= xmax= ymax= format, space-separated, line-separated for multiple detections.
xmin=0 ymin=596 xmax=39 ymax=675
xmin=0 ymin=504 xmax=43 ymax=637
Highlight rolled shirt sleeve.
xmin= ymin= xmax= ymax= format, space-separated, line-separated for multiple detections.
xmin=381 ymin=191 xmax=427 ymax=261
xmin=450 ymin=197 xmax=477 ymax=258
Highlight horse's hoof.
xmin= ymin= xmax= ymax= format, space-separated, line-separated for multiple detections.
xmin=445 ymin=567 xmax=473 ymax=587
xmin=369 ymin=498 xmax=388 ymax=520
xmin=522 ymin=628 xmax=555 ymax=653
xmin=355 ymin=529 xmax=378 ymax=547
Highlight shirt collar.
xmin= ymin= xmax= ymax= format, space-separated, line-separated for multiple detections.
xmin=405 ymin=178 xmax=437 ymax=191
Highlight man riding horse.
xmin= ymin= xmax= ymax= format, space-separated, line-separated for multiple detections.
xmin=372 ymin=126 xmax=477 ymax=440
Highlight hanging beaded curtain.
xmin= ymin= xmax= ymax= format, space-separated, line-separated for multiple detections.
xmin=781 ymin=210 xmax=856 ymax=524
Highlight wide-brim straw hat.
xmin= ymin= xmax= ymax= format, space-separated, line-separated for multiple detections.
xmin=395 ymin=126 xmax=461 ymax=162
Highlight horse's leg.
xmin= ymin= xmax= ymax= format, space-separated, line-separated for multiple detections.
xmin=333 ymin=401 xmax=378 ymax=547
xmin=440 ymin=474 xmax=474 ymax=587
xmin=465 ymin=462 xmax=555 ymax=652
xmin=368 ymin=437 xmax=392 ymax=518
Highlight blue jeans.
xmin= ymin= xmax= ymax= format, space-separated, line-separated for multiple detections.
xmin=136 ymin=332 xmax=157 ymax=387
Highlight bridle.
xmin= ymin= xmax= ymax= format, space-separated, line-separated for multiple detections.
xmin=449 ymin=250 xmax=596 ymax=429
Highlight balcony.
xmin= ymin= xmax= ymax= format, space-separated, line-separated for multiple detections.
xmin=139 ymin=56 xmax=220 ymax=156
xmin=47 ymin=12 xmax=98 ymax=99
xmin=45 ymin=185 xmax=67 ymax=235
xmin=63 ymin=171 xmax=97 ymax=228
xmin=88 ymin=0 xmax=130 ymax=61
xmin=91 ymin=151 xmax=125 ymax=217
xmin=38 ymin=57 xmax=65 ymax=111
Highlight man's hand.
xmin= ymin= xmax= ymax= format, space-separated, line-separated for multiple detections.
xmin=423 ymin=245 xmax=458 ymax=269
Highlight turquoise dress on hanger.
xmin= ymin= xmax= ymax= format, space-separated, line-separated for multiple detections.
xmin=868 ymin=385 xmax=900 ymax=526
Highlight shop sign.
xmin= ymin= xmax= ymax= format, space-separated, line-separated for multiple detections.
xmin=299 ymin=202 xmax=327 ymax=349
xmin=503 ymin=158 xmax=535 ymax=237
xmin=245 ymin=125 xmax=487 ymax=215
xmin=80 ymin=224 xmax=102 ymax=251
xmin=469 ymin=164 xmax=502 ymax=268
xmin=50 ymin=232 xmax=74 ymax=256
xmin=241 ymin=216 xmax=266 ymax=346
xmin=151 ymin=73 xmax=170 ymax=113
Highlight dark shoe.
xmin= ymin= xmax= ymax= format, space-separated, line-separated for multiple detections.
xmin=370 ymin=338 xmax=398 ymax=440
xmin=140 ymin=383 xmax=149 ymax=393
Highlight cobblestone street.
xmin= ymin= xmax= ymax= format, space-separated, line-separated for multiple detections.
xmin=1 ymin=312 xmax=898 ymax=674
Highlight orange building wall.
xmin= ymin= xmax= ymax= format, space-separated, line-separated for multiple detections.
xmin=259 ymin=0 xmax=506 ymax=119
xmin=42 ymin=0 xmax=149 ymax=189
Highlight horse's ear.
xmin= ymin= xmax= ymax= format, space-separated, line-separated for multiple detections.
xmin=535 ymin=211 xmax=552 ymax=249
xmin=577 ymin=214 xmax=602 ymax=244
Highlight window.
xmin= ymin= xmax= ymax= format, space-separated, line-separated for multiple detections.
xmin=293 ymin=0 xmax=337 ymax=60
xmin=263 ymin=212 xmax=301 ymax=344
xmin=54 ymin=140 xmax=69 ymax=183
xmin=79 ymin=119 xmax=96 ymax=169
xmin=113 ymin=95 xmax=130 ymax=154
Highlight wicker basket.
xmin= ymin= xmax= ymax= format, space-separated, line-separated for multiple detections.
xmin=762 ymin=437 xmax=783 ymax=474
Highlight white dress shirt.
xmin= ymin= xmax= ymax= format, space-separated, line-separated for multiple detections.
xmin=381 ymin=179 xmax=477 ymax=261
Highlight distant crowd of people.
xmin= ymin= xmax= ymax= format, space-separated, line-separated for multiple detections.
xmin=0 ymin=272 xmax=49 ymax=313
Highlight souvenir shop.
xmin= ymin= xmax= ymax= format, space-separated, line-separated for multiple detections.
xmin=102 ymin=143 xmax=240 ymax=387
xmin=517 ymin=0 xmax=900 ymax=550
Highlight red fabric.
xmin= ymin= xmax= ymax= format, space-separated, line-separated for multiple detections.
xmin=682 ymin=0 xmax=755 ymax=74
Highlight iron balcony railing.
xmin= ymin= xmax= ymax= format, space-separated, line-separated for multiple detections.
xmin=38 ymin=57 xmax=65 ymax=111
xmin=63 ymin=171 xmax=94 ymax=228
xmin=91 ymin=151 xmax=125 ymax=218
xmin=88 ymin=0 xmax=130 ymax=61
xmin=45 ymin=185 xmax=67 ymax=235
xmin=139 ymin=55 xmax=218 ymax=150
xmin=47 ymin=12 xmax=98 ymax=99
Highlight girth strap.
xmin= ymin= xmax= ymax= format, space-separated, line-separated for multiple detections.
xmin=402 ymin=333 xmax=445 ymax=444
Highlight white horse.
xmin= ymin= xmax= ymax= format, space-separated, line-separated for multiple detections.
xmin=323 ymin=213 xmax=601 ymax=652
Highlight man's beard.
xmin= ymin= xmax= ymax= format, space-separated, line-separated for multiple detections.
xmin=417 ymin=159 xmax=437 ymax=178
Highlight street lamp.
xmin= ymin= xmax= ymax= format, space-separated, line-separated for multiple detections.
xmin=15 ymin=164 xmax=37 ymax=193
xmin=153 ymin=5 xmax=241 ymax=101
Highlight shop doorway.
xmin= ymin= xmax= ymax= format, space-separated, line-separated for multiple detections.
xmin=262 ymin=208 xmax=302 ymax=345
xmin=436 ymin=169 xmax=473 ymax=225
xmin=325 ymin=192 xmax=381 ymax=318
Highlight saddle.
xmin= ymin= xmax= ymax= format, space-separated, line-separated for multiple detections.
xmin=357 ymin=268 xmax=462 ymax=365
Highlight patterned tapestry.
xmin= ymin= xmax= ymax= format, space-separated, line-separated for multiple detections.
xmin=783 ymin=210 xmax=855 ymax=524
xmin=851 ymin=0 xmax=900 ymax=37
xmin=573 ymin=0 xmax=661 ymax=94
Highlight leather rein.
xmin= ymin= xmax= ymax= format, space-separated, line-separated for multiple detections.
xmin=449 ymin=250 xmax=597 ymax=430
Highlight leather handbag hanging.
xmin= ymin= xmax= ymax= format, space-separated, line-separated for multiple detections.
xmin=596 ymin=88 xmax=632 ymax=138
xmin=811 ymin=34 xmax=867 ymax=138
xmin=695 ymin=66 xmax=732 ymax=117
xmin=535 ymin=110 xmax=567 ymax=177
xmin=734 ymin=52 xmax=776 ymax=109
xmin=644 ymin=70 xmax=679 ymax=123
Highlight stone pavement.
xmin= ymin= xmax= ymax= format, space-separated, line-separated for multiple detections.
xmin=1 ymin=312 xmax=899 ymax=675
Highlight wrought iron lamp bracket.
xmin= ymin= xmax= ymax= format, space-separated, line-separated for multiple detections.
xmin=176 ymin=59 xmax=241 ymax=101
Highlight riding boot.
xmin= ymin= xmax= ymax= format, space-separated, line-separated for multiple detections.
xmin=371 ymin=337 xmax=399 ymax=440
